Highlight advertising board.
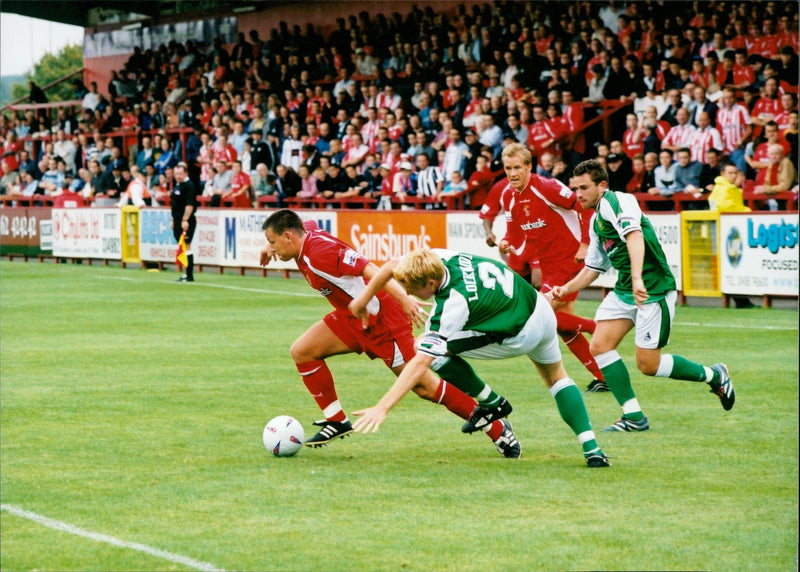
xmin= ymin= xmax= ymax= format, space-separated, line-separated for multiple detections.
xmin=720 ymin=213 xmax=799 ymax=296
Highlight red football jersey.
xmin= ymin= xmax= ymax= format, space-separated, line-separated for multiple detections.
xmin=501 ymin=175 xmax=589 ymax=269
xmin=297 ymin=229 xmax=389 ymax=322
xmin=478 ymin=178 xmax=510 ymax=222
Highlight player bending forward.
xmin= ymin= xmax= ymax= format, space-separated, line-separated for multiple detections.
xmin=551 ymin=160 xmax=735 ymax=432
xmin=260 ymin=209 xmax=521 ymax=458
xmin=349 ymin=248 xmax=610 ymax=468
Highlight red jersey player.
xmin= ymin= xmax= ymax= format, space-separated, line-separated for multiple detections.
xmin=478 ymin=176 xmax=541 ymax=288
xmin=498 ymin=143 xmax=607 ymax=392
xmin=259 ymin=209 xmax=520 ymax=457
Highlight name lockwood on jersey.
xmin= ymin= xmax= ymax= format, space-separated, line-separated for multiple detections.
xmin=458 ymin=253 xmax=480 ymax=302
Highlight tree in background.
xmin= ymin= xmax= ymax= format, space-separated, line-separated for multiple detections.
xmin=9 ymin=44 xmax=83 ymax=104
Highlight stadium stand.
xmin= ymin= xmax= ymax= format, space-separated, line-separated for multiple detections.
xmin=1 ymin=1 xmax=798 ymax=212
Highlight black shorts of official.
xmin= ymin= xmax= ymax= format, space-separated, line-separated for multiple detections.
xmin=173 ymin=217 xmax=197 ymax=244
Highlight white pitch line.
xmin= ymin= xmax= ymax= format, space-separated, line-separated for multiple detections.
xmin=93 ymin=273 xmax=319 ymax=297
xmin=1 ymin=504 xmax=225 ymax=572
xmin=674 ymin=321 xmax=796 ymax=331
xmin=90 ymin=275 xmax=798 ymax=330
xmin=181 ymin=280 xmax=320 ymax=297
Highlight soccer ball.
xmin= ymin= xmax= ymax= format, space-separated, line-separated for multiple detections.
xmin=262 ymin=415 xmax=305 ymax=457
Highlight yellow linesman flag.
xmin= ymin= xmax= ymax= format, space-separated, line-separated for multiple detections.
xmin=175 ymin=231 xmax=188 ymax=270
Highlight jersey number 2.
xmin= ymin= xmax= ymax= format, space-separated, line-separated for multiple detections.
xmin=477 ymin=262 xmax=515 ymax=298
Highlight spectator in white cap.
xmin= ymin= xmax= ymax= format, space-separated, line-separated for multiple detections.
xmin=393 ymin=160 xmax=415 ymax=210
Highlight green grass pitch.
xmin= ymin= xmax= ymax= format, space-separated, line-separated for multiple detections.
xmin=1 ymin=261 xmax=797 ymax=571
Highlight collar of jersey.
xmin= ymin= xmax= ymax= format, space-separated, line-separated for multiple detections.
xmin=438 ymin=267 xmax=451 ymax=292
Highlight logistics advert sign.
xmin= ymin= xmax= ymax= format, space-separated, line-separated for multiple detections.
xmin=720 ymin=213 xmax=798 ymax=296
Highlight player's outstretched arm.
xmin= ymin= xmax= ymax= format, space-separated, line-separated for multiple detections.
xmin=349 ymin=259 xmax=400 ymax=320
xmin=352 ymin=352 xmax=435 ymax=433
xmin=351 ymin=259 xmax=429 ymax=328
xmin=551 ymin=266 xmax=601 ymax=300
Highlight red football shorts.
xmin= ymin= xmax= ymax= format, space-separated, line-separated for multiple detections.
xmin=506 ymin=249 xmax=540 ymax=277
xmin=323 ymin=293 xmax=415 ymax=368
xmin=539 ymin=261 xmax=583 ymax=302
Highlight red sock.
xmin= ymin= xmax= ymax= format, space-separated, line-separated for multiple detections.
xmin=555 ymin=311 xmax=596 ymax=334
xmin=559 ymin=330 xmax=604 ymax=381
xmin=296 ymin=359 xmax=347 ymax=421
xmin=430 ymin=379 xmax=503 ymax=441
xmin=485 ymin=420 xmax=504 ymax=441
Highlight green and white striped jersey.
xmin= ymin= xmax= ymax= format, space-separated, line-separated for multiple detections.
xmin=427 ymin=249 xmax=538 ymax=353
xmin=584 ymin=191 xmax=676 ymax=304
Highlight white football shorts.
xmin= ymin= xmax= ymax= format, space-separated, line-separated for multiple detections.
xmin=595 ymin=290 xmax=677 ymax=349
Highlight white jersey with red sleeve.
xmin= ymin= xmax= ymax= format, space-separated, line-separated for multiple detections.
xmin=717 ymin=103 xmax=752 ymax=153
xmin=296 ymin=229 xmax=381 ymax=315
xmin=501 ymin=175 xmax=588 ymax=267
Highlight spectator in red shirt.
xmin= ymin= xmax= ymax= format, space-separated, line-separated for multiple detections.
xmin=729 ymin=19 xmax=751 ymax=52
xmin=626 ymin=153 xmax=646 ymax=193
xmin=622 ymin=113 xmax=645 ymax=159
xmin=527 ymin=104 xmax=557 ymax=165
xmin=223 ymin=160 xmax=252 ymax=207
xmin=754 ymin=17 xmax=780 ymax=58
xmin=746 ymin=121 xmax=791 ymax=184
xmin=119 ymin=107 xmax=138 ymax=131
xmin=462 ymin=85 xmax=484 ymax=129
xmin=732 ymin=50 xmax=756 ymax=92
xmin=775 ymin=93 xmax=797 ymax=133
xmin=213 ymin=133 xmax=238 ymax=165
xmin=544 ymin=103 xmax=568 ymax=160
xmin=751 ymin=77 xmax=782 ymax=138
xmin=560 ymin=89 xmax=585 ymax=157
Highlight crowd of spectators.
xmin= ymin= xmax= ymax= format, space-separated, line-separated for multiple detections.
xmin=1 ymin=1 xmax=798 ymax=211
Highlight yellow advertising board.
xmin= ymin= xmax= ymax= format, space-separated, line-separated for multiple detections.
xmin=121 ymin=206 xmax=140 ymax=264
xmin=680 ymin=210 xmax=720 ymax=297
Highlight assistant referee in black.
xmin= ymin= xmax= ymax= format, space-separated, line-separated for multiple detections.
xmin=172 ymin=162 xmax=198 ymax=282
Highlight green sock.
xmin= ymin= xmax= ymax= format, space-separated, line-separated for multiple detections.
xmin=550 ymin=380 xmax=600 ymax=455
xmin=599 ymin=355 xmax=643 ymax=421
xmin=600 ymin=358 xmax=636 ymax=405
xmin=433 ymin=355 xmax=500 ymax=403
xmin=662 ymin=354 xmax=712 ymax=383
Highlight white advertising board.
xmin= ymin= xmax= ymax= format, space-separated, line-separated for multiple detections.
xmin=445 ymin=211 xmax=507 ymax=264
xmin=52 ymin=208 xmax=121 ymax=259
xmin=720 ymin=213 xmax=799 ymax=296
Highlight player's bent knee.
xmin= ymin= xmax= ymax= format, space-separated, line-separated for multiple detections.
xmin=636 ymin=356 xmax=660 ymax=376
xmin=289 ymin=339 xmax=316 ymax=363
xmin=589 ymin=339 xmax=611 ymax=356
